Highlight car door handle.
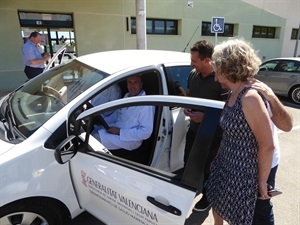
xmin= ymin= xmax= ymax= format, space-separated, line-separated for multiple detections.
xmin=147 ymin=196 xmax=181 ymax=216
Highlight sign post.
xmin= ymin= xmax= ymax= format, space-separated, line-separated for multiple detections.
xmin=211 ymin=17 xmax=225 ymax=46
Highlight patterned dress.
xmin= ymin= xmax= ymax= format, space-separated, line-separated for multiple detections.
xmin=205 ymin=87 xmax=261 ymax=225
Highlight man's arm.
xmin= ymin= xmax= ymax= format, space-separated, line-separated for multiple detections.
xmin=250 ymin=78 xmax=293 ymax=132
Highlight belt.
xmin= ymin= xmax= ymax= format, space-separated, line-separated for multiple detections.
xmin=25 ymin=65 xmax=45 ymax=69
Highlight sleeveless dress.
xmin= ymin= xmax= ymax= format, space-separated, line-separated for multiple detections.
xmin=205 ymin=87 xmax=262 ymax=225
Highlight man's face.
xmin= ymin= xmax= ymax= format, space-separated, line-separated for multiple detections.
xmin=190 ymin=51 xmax=207 ymax=73
xmin=32 ymin=35 xmax=42 ymax=45
xmin=127 ymin=76 xmax=143 ymax=96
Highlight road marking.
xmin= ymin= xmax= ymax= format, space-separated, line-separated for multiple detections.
xmin=278 ymin=125 xmax=300 ymax=134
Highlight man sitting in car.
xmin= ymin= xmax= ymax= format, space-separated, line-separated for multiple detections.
xmin=92 ymin=75 xmax=155 ymax=152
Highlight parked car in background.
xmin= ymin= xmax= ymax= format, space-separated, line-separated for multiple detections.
xmin=256 ymin=57 xmax=300 ymax=104
xmin=0 ymin=50 xmax=224 ymax=224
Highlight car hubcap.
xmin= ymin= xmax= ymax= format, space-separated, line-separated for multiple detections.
xmin=291 ymin=87 xmax=300 ymax=104
xmin=0 ymin=212 xmax=48 ymax=225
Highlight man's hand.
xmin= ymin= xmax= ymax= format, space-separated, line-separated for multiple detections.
xmin=189 ymin=111 xmax=205 ymax=123
xmin=107 ymin=127 xmax=120 ymax=135
xmin=184 ymin=108 xmax=205 ymax=123
xmin=247 ymin=78 xmax=275 ymax=101
xmin=42 ymin=52 xmax=51 ymax=62
xmin=248 ymin=78 xmax=293 ymax=132
xmin=184 ymin=108 xmax=192 ymax=116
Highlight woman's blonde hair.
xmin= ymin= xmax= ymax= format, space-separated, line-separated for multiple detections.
xmin=210 ymin=37 xmax=261 ymax=83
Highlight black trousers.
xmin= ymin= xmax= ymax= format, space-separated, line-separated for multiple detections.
xmin=24 ymin=66 xmax=44 ymax=79
xmin=252 ymin=165 xmax=278 ymax=225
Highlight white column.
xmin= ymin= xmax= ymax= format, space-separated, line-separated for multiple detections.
xmin=136 ymin=0 xmax=147 ymax=49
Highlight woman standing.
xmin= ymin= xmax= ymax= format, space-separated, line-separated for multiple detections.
xmin=205 ymin=37 xmax=275 ymax=225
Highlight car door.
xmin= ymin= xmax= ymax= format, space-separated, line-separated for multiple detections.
xmin=257 ymin=60 xmax=279 ymax=85
xmin=56 ymin=95 xmax=224 ymax=225
xmin=258 ymin=59 xmax=299 ymax=93
xmin=44 ymin=45 xmax=67 ymax=72
xmin=268 ymin=59 xmax=299 ymax=93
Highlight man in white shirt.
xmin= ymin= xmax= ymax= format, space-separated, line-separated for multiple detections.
xmin=92 ymin=75 xmax=155 ymax=151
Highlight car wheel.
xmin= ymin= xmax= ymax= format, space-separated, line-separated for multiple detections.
xmin=290 ymin=85 xmax=300 ymax=104
xmin=0 ymin=200 xmax=62 ymax=225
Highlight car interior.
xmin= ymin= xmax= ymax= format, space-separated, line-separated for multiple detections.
xmin=105 ymin=70 xmax=163 ymax=165
xmin=72 ymin=70 xmax=164 ymax=165
xmin=64 ymin=68 xmax=223 ymax=190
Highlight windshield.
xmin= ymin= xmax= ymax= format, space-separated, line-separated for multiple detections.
xmin=10 ymin=60 xmax=108 ymax=138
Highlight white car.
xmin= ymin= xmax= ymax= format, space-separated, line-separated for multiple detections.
xmin=0 ymin=50 xmax=224 ymax=225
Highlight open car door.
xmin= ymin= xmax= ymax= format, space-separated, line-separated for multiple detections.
xmin=55 ymin=95 xmax=224 ymax=225
xmin=44 ymin=45 xmax=67 ymax=72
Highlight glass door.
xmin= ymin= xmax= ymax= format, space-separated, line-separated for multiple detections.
xmin=19 ymin=12 xmax=76 ymax=66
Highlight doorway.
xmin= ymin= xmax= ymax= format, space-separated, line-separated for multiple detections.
xmin=19 ymin=11 xmax=76 ymax=66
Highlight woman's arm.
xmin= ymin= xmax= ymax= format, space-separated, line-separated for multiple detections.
xmin=242 ymin=89 xmax=275 ymax=199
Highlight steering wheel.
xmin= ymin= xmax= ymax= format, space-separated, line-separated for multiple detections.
xmin=42 ymin=86 xmax=61 ymax=100
xmin=95 ymin=114 xmax=110 ymax=130
xmin=84 ymin=102 xmax=110 ymax=130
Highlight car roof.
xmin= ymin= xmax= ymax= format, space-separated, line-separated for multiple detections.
xmin=75 ymin=50 xmax=191 ymax=74
xmin=264 ymin=57 xmax=300 ymax=62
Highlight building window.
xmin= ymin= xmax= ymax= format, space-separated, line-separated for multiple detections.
xmin=252 ymin=26 xmax=276 ymax=38
xmin=201 ymin=22 xmax=234 ymax=37
xmin=131 ymin=18 xmax=178 ymax=35
xmin=291 ymin=28 xmax=299 ymax=40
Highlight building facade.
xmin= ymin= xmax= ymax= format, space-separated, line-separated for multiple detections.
xmin=0 ymin=0 xmax=299 ymax=92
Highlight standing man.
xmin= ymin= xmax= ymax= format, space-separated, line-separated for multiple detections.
xmin=250 ymin=79 xmax=293 ymax=225
xmin=183 ymin=40 xmax=228 ymax=211
xmin=22 ymin=31 xmax=50 ymax=79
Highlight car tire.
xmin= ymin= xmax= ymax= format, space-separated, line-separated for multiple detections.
xmin=289 ymin=85 xmax=300 ymax=104
xmin=0 ymin=200 xmax=63 ymax=225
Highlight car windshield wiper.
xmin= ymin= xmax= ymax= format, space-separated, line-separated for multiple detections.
xmin=1 ymin=116 xmax=15 ymax=141
xmin=3 ymin=93 xmax=17 ymax=140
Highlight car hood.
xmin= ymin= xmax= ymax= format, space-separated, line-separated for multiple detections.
xmin=0 ymin=140 xmax=14 ymax=155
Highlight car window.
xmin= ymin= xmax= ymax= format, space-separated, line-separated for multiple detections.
xmin=275 ymin=61 xmax=289 ymax=72
xmin=68 ymin=70 xmax=163 ymax=139
xmin=260 ymin=61 xmax=279 ymax=71
xmin=273 ymin=60 xmax=300 ymax=72
xmin=10 ymin=60 xmax=109 ymax=138
xmin=165 ymin=66 xmax=192 ymax=96
xmin=286 ymin=61 xmax=300 ymax=72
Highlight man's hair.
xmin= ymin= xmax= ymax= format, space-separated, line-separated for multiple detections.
xmin=29 ymin=31 xmax=41 ymax=38
xmin=190 ymin=40 xmax=214 ymax=60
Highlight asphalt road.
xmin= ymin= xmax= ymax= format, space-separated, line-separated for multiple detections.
xmin=68 ymin=97 xmax=300 ymax=225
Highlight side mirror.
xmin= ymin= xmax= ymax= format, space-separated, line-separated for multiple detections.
xmin=54 ymin=135 xmax=78 ymax=164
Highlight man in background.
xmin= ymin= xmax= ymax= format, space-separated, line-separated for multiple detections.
xmin=22 ymin=31 xmax=50 ymax=79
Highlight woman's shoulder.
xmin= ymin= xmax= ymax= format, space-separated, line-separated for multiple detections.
xmin=242 ymin=87 xmax=266 ymax=108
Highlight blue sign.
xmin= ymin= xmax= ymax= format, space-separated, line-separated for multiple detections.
xmin=211 ymin=17 xmax=225 ymax=33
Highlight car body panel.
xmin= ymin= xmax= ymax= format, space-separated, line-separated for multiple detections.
xmin=0 ymin=126 xmax=83 ymax=218
xmin=70 ymin=152 xmax=195 ymax=225
xmin=76 ymin=50 xmax=190 ymax=75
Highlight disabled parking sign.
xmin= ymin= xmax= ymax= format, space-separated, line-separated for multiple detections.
xmin=211 ymin=17 xmax=225 ymax=33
